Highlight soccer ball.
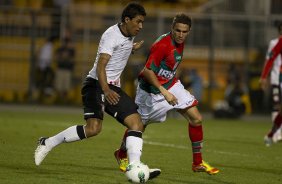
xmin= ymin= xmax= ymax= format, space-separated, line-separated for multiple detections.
xmin=125 ymin=162 xmax=150 ymax=183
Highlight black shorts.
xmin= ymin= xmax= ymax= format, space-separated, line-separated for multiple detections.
xmin=81 ymin=77 xmax=138 ymax=124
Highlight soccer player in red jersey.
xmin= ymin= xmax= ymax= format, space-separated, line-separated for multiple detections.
xmin=260 ymin=23 xmax=282 ymax=146
xmin=114 ymin=13 xmax=219 ymax=175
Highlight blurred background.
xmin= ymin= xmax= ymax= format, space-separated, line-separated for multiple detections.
xmin=0 ymin=0 xmax=281 ymax=116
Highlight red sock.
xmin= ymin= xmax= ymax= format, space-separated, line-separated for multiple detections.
xmin=118 ymin=129 xmax=128 ymax=158
xmin=268 ymin=113 xmax=282 ymax=137
xmin=188 ymin=123 xmax=203 ymax=165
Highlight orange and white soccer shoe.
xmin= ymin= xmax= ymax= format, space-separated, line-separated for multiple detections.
xmin=192 ymin=160 xmax=219 ymax=175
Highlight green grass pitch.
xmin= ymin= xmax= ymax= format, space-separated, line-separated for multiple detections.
xmin=0 ymin=105 xmax=282 ymax=184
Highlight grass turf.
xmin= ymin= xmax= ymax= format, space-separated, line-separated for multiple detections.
xmin=0 ymin=104 xmax=281 ymax=184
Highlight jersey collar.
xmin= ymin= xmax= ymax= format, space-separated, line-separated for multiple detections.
xmin=118 ymin=23 xmax=133 ymax=40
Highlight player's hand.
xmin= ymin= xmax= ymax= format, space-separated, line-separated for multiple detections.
xmin=104 ymin=89 xmax=120 ymax=105
xmin=133 ymin=40 xmax=144 ymax=51
xmin=163 ymin=91 xmax=178 ymax=106
xmin=259 ymin=78 xmax=268 ymax=91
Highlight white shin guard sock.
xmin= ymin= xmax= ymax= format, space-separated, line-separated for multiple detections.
xmin=126 ymin=135 xmax=143 ymax=164
xmin=45 ymin=125 xmax=82 ymax=149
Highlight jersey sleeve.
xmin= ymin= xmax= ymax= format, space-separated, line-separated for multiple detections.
xmin=261 ymin=37 xmax=282 ymax=79
xmin=145 ymin=43 xmax=166 ymax=73
xmin=98 ymin=30 xmax=116 ymax=56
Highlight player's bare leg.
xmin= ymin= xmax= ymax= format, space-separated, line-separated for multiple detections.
xmin=179 ymin=106 xmax=219 ymax=175
xmin=265 ymin=113 xmax=282 ymax=146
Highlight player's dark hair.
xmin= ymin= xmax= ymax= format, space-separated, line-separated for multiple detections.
xmin=121 ymin=2 xmax=146 ymax=22
xmin=172 ymin=13 xmax=192 ymax=30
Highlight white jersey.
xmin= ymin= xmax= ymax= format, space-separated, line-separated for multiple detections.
xmin=87 ymin=23 xmax=134 ymax=87
xmin=266 ymin=38 xmax=282 ymax=85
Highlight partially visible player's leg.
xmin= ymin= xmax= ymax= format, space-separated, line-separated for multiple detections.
xmin=34 ymin=118 xmax=102 ymax=166
xmin=105 ymin=87 xmax=144 ymax=166
xmin=265 ymin=112 xmax=282 ymax=146
xmin=264 ymin=85 xmax=282 ymax=146
xmin=268 ymin=85 xmax=282 ymax=144
xmin=178 ymin=106 xmax=203 ymax=165
xmin=110 ymin=87 xmax=161 ymax=179
xmin=273 ymin=126 xmax=282 ymax=142
xmin=275 ymin=82 xmax=282 ymax=141
xmin=179 ymin=106 xmax=219 ymax=175
xmin=114 ymin=129 xmax=162 ymax=180
xmin=114 ymin=84 xmax=154 ymax=166
xmin=123 ymin=113 xmax=144 ymax=164
xmin=271 ymin=111 xmax=281 ymax=143
xmin=114 ymin=129 xmax=128 ymax=171
xmin=118 ymin=113 xmax=161 ymax=180
xmin=169 ymin=81 xmax=219 ymax=174
xmin=35 ymin=77 xmax=104 ymax=165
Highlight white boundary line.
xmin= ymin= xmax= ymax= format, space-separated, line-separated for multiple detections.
xmin=144 ymin=140 xmax=253 ymax=158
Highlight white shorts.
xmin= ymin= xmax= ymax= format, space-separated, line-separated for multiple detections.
xmin=135 ymin=80 xmax=198 ymax=125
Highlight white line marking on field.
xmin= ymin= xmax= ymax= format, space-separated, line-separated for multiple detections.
xmin=144 ymin=141 xmax=188 ymax=150
xmin=143 ymin=140 xmax=253 ymax=158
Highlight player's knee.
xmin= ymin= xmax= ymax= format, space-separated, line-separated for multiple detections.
xmin=124 ymin=113 xmax=144 ymax=131
xmin=128 ymin=122 xmax=144 ymax=132
xmin=190 ymin=115 xmax=203 ymax=126
xmin=86 ymin=124 xmax=102 ymax=137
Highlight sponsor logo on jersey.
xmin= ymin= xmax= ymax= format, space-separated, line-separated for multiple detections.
xmin=157 ymin=68 xmax=176 ymax=79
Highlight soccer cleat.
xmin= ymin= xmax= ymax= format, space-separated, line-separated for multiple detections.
xmin=264 ymin=135 xmax=273 ymax=146
xmin=34 ymin=137 xmax=52 ymax=166
xmin=192 ymin=160 xmax=219 ymax=175
xmin=114 ymin=149 xmax=128 ymax=172
xmin=273 ymin=131 xmax=282 ymax=143
xmin=115 ymin=149 xmax=161 ymax=180
xmin=148 ymin=168 xmax=161 ymax=180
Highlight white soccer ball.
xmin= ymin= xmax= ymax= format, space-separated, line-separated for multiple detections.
xmin=125 ymin=162 xmax=150 ymax=183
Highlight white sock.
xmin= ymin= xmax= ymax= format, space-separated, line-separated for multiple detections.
xmin=272 ymin=111 xmax=279 ymax=122
xmin=126 ymin=135 xmax=143 ymax=164
xmin=45 ymin=125 xmax=82 ymax=149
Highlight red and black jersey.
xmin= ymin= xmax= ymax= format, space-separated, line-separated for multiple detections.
xmin=261 ymin=36 xmax=282 ymax=79
xmin=139 ymin=32 xmax=184 ymax=94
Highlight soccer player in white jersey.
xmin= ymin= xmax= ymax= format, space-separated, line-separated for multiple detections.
xmin=34 ymin=2 xmax=160 ymax=180
xmin=114 ymin=13 xmax=219 ymax=175
xmin=261 ymin=23 xmax=282 ymax=145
